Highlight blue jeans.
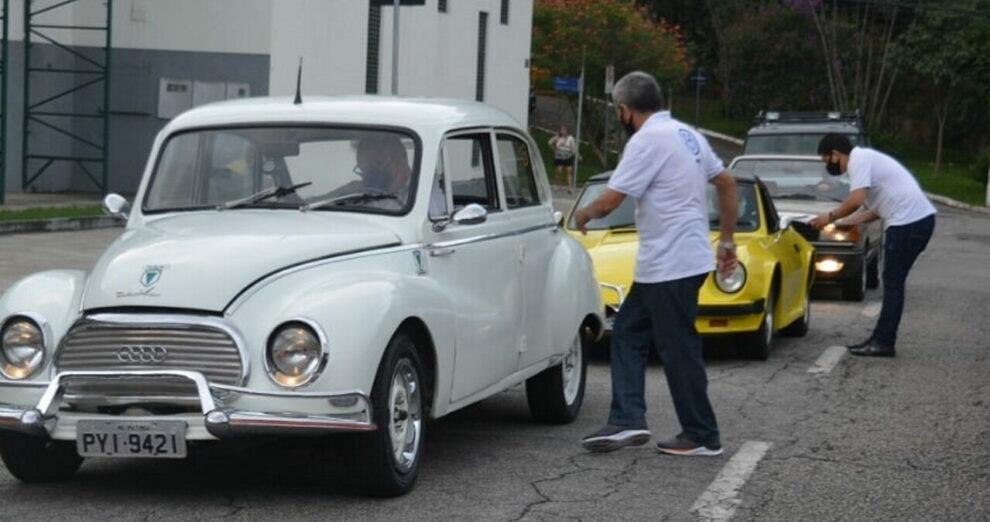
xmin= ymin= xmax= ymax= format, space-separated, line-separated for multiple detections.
xmin=607 ymin=274 xmax=720 ymax=447
xmin=872 ymin=214 xmax=935 ymax=347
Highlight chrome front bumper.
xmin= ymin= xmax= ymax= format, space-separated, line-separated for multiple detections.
xmin=0 ymin=370 xmax=376 ymax=441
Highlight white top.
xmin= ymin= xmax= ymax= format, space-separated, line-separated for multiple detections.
xmin=847 ymin=147 xmax=936 ymax=228
xmin=607 ymin=112 xmax=724 ymax=283
xmin=550 ymin=135 xmax=577 ymax=159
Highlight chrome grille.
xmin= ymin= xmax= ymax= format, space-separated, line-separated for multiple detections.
xmin=56 ymin=321 xmax=245 ymax=386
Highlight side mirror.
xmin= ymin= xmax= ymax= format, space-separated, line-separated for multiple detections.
xmin=452 ymin=203 xmax=487 ymax=226
xmin=553 ymin=211 xmax=564 ymax=226
xmin=102 ymin=193 xmax=131 ymax=220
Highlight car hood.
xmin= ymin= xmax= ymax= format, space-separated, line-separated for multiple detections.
xmin=82 ymin=211 xmax=401 ymax=312
xmin=773 ymin=199 xmax=835 ymax=221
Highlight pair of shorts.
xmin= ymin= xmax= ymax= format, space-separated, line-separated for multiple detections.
xmin=554 ymin=157 xmax=574 ymax=167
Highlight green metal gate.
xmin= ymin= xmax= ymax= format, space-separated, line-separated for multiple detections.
xmin=0 ymin=0 xmax=9 ymax=204
xmin=21 ymin=0 xmax=112 ymax=195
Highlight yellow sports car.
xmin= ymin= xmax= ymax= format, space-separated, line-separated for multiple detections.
xmin=566 ymin=174 xmax=815 ymax=359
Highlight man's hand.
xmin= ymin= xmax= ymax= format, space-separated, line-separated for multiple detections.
xmin=573 ymin=207 xmax=592 ymax=235
xmin=717 ymin=241 xmax=738 ymax=276
xmin=573 ymin=188 xmax=626 ymax=236
xmin=810 ymin=212 xmax=831 ymax=230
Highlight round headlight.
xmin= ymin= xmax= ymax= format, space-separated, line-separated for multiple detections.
xmin=266 ymin=322 xmax=325 ymax=388
xmin=715 ymin=263 xmax=747 ymax=293
xmin=1 ymin=318 xmax=46 ymax=380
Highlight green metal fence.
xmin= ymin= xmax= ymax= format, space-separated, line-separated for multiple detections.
xmin=21 ymin=0 xmax=111 ymax=195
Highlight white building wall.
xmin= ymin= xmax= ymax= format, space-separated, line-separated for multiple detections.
xmin=268 ymin=0 xmax=370 ymax=98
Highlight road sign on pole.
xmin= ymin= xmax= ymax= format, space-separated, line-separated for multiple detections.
xmin=552 ymin=76 xmax=580 ymax=93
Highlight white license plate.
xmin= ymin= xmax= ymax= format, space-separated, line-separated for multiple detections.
xmin=76 ymin=420 xmax=187 ymax=459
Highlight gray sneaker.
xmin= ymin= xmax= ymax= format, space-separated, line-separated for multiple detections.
xmin=581 ymin=425 xmax=651 ymax=453
xmin=655 ymin=434 xmax=723 ymax=457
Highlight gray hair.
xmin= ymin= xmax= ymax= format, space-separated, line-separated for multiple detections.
xmin=611 ymin=71 xmax=664 ymax=112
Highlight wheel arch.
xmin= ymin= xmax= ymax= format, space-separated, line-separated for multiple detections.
xmin=394 ymin=317 xmax=439 ymax=419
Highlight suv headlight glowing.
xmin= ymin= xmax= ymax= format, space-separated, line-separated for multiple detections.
xmin=821 ymin=223 xmax=859 ymax=242
xmin=266 ymin=321 xmax=326 ymax=388
xmin=1 ymin=317 xmax=46 ymax=380
xmin=715 ymin=263 xmax=747 ymax=293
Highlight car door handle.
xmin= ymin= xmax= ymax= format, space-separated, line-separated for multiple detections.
xmin=430 ymin=247 xmax=456 ymax=257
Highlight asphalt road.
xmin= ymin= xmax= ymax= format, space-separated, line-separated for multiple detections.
xmin=0 ymin=205 xmax=987 ymax=521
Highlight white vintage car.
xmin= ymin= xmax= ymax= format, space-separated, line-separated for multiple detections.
xmin=0 ymin=97 xmax=603 ymax=496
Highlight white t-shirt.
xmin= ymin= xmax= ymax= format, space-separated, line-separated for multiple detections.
xmin=847 ymin=147 xmax=936 ymax=228
xmin=607 ymin=112 xmax=724 ymax=283
xmin=551 ymin=135 xmax=577 ymax=160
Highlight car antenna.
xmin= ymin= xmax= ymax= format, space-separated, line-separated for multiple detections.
xmin=294 ymin=57 xmax=304 ymax=105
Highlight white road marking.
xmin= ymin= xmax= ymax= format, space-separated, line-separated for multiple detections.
xmin=691 ymin=441 xmax=773 ymax=521
xmin=808 ymin=345 xmax=847 ymax=375
xmin=861 ymin=302 xmax=882 ymax=318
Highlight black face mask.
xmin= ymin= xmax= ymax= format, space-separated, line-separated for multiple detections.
xmin=825 ymin=160 xmax=843 ymax=176
xmin=620 ymin=114 xmax=637 ymax=138
xmin=362 ymin=168 xmax=393 ymax=191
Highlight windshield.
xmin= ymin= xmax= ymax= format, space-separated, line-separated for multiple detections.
xmin=731 ymin=158 xmax=849 ymax=202
xmin=744 ymin=133 xmax=860 ymax=155
xmin=568 ymin=181 xmax=761 ymax=232
xmin=144 ymin=127 xmax=420 ymax=214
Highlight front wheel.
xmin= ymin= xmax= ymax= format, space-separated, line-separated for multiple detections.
xmin=0 ymin=432 xmax=83 ymax=483
xmin=742 ymin=285 xmax=776 ymax=360
xmin=526 ymin=330 xmax=588 ymax=424
xmin=353 ymin=333 xmax=426 ymax=497
xmin=843 ymin=256 xmax=867 ymax=301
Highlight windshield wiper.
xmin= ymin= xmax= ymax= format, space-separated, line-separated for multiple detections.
xmin=608 ymin=223 xmax=636 ymax=230
xmin=220 ymin=182 xmax=313 ymax=210
xmin=303 ymin=191 xmax=400 ymax=212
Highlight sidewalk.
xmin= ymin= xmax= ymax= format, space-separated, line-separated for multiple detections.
xmin=0 ymin=192 xmax=103 ymax=211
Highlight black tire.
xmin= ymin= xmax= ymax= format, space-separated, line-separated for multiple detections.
xmin=742 ymin=284 xmax=776 ymax=360
xmin=353 ymin=333 xmax=427 ymax=497
xmin=0 ymin=432 xmax=82 ymax=483
xmin=526 ymin=330 xmax=588 ymax=424
xmin=843 ymin=259 xmax=867 ymax=301
xmin=866 ymin=248 xmax=881 ymax=289
xmin=782 ymin=274 xmax=812 ymax=338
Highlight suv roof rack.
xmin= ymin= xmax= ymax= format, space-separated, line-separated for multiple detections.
xmin=754 ymin=110 xmax=862 ymax=125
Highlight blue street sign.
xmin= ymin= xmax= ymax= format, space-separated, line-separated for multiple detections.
xmin=553 ymin=76 xmax=581 ymax=93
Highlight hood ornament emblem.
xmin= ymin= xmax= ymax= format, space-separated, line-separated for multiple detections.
xmin=141 ymin=265 xmax=165 ymax=288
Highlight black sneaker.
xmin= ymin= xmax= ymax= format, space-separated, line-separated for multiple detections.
xmin=846 ymin=337 xmax=873 ymax=350
xmin=655 ymin=434 xmax=723 ymax=456
xmin=581 ymin=425 xmax=651 ymax=453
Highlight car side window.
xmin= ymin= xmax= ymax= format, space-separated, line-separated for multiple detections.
xmin=444 ymin=134 xmax=499 ymax=211
xmin=496 ymin=134 xmax=540 ymax=208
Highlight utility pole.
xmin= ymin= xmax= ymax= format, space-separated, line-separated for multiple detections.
xmin=391 ymin=0 xmax=400 ymax=95
xmin=573 ymin=49 xmax=586 ymax=192
xmin=603 ymin=64 xmax=614 ymax=169
xmin=692 ymin=67 xmax=706 ymax=128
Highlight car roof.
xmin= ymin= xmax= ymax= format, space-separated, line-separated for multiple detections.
xmin=747 ymin=122 xmax=862 ymax=136
xmin=165 ymin=96 xmax=523 ymax=134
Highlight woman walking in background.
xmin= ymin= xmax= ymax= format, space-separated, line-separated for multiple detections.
xmin=549 ymin=125 xmax=577 ymax=192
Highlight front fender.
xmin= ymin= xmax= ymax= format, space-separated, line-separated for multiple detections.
xmin=225 ymin=251 xmax=455 ymax=404
xmin=0 ymin=270 xmax=87 ymax=373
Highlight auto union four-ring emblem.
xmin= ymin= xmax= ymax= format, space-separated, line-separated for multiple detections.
xmin=117 ymin=345 xmax=168 ymax=364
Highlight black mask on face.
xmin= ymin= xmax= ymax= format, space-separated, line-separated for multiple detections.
xmin=620 ymin=111 xmax=637 ymax=138
xmin=825 ymin=158 xmax=843 ymax=176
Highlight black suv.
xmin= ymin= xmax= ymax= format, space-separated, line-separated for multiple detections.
xmin=743 ymin=111 xmax=868 ymax=156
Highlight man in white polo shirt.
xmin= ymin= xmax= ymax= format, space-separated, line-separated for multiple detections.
xmin=810 ymin=134 xmax=936 ymax=357
xmin=573 ymin=71 xmax=739 ymax=456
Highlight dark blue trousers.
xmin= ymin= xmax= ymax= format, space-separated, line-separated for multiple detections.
xmin=873 ymin=214 xmax=936 ymax=347
xmin=607 ymin=273 xmax=720 ymax=447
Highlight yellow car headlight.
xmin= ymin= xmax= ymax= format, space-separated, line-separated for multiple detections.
xmin=715 ymin=263 xmax=747 ymax=294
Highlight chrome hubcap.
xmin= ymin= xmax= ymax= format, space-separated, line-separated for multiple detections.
xmin=764 ymin=297 xmax=774 ymax=345
xmin=388 ymin=358 xmax=422 ymax=473
xmin=562 ymin=334 xmax=582 ymax=405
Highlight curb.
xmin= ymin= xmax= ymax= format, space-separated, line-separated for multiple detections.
xmin=0 ymin=216 xmax=123 ymax=236
xmin=925 ymin=193 xmax=990 ymax=214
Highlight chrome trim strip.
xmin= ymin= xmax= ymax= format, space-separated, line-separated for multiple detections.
xmin=0 ymin=380 xmax=50 ymax=388
xmin=224 ymin=243 xmax=423 ymax=315
xmin=210 ymin=383 xmax=367 ymax=399
xmin=55 ymin=313 xmax=250 ymax=387
xmin=428 ymin=221 xmax=557 ymax=250
xmin=262 ymin=317 xmax=330 ymax=389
